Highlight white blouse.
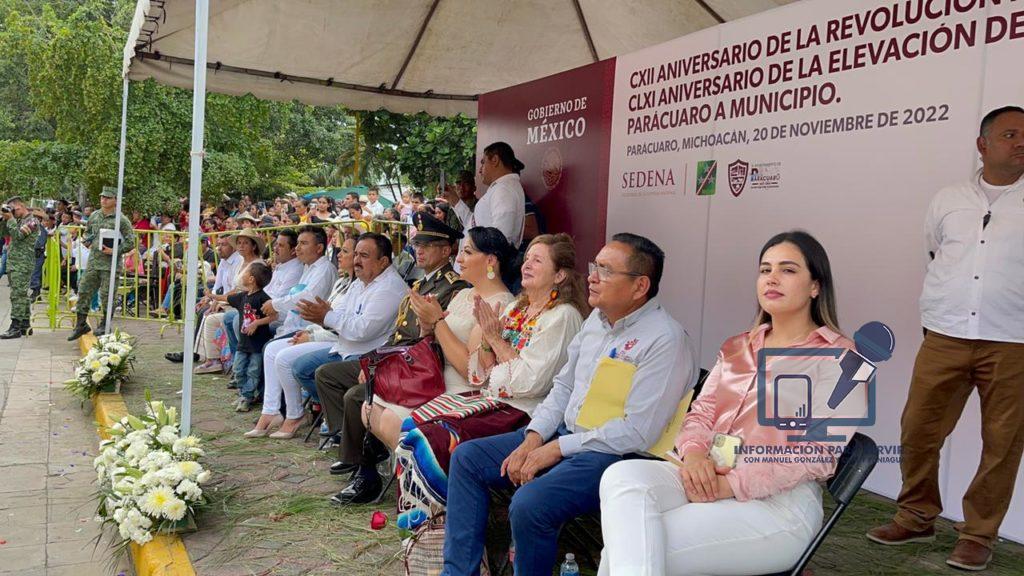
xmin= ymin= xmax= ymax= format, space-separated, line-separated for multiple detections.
xmin=468 ymin=301 xmax=584 ymax=416
xmin=442 ymin=289 xmax=515 ymax=395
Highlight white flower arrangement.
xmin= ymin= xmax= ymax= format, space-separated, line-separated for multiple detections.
xmin=65 ymin=330 xmax=136 ymax=400
xmin=94 ymin=398 xmax=209 ymax=546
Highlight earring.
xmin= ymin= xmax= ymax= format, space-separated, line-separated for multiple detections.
xmin=550 ymin=289 xmax=559 ymax=302
xmin=487 ymin=265 xmax=496 ymax=281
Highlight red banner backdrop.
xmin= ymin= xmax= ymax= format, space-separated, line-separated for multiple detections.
xmin=476 ymin=59 xmax=616 ymax=270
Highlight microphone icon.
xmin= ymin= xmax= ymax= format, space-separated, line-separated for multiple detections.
xmin=827 ymin=321 xmax=895 ymax=409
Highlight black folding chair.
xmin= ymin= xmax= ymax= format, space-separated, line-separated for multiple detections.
xmin=757 ymin=432 xmax=879 ymax=576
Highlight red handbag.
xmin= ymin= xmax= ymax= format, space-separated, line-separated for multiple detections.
xmin=361 ymin=337 xmax=446 ymax=408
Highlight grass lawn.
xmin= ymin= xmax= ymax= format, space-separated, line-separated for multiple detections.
xmin=109 ymin=319 xmax=1024 ymax=576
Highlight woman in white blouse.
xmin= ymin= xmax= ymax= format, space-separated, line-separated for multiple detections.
xmin=246 ymin=236 xmax=356 ymax=438
xmin=387 ymin=233 xmax=589 ymax=531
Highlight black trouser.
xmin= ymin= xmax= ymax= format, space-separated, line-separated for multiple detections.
xmin=314 ymin=359 xmax=366 ymax=464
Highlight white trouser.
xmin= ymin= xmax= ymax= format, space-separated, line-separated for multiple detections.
xmin=262 ymin=339 xmax=333 ymax=419
xmin=598 ymin=460 xmax=822 ymax=576
xmin=195 ymin=311 xmax=225 ymax=362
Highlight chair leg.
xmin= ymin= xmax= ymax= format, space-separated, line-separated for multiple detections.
xmin=374 ymin=471 xmax=397 ymax=504
xmin=304 ymin=412 xmax=323 ymax=443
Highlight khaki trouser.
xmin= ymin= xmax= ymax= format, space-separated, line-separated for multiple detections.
xmin=895 ymin=330 xmax=1024 ymax=548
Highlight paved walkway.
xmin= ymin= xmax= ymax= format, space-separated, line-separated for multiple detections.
xmin=0 ymin=282 xmax=129 ymax=575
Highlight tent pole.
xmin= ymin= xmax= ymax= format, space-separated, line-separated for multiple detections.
xmin=354 ymin=113 xmax=361 ymax=185
xmin=104 ymin=77 xmax=130 ymax=334
xmin=180 ymin=0 xmax=210 ymax=435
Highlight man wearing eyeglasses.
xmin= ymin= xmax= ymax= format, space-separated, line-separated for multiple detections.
xmin=868 ymin=106 xmax=1024 ymax=571
xmin=441 ymin=232 xmax=699 ymax=576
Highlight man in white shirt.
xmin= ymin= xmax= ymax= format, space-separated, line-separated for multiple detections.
xmin=210 ymin=235 xmax=241 ymax=296
xmin=868 ymin=106 xmax=1024 ymax=571
xmin=365 ymin=187 xmax=386 ymax=217
xmin=262 ymin=226 xmax=336 ymax=338
xmin=263 ymin=230 xmax=304 ymax=300
xmin=292 ymin=233 xmax=411 ymax=473
xmin=318 ymin=214 xmax=469 ymax=504
xmin=448 ymin=142 xmax=526 ymax=247
xmin=164 ymin=235 xmax=240 ymax=363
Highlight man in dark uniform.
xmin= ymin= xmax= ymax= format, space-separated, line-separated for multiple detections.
xmin=0 ymin=197 xmax=41 ymax=339
xmin=314 ymin=211 xmax=469 ymax=504
xmin=69 ymin=187 xmax=136 ymax=340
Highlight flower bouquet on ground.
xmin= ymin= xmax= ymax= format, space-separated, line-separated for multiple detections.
xmin=93 ymin=397 xmax=210 ymax=549
xmin=65 ymin=330 xmax=136 ymax=400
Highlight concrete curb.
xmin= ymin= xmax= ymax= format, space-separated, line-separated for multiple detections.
xmin=81 ymin=332 xmax=198 ymax=576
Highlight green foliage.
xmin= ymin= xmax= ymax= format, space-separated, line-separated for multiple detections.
xmin=0 ymin=0 xmax=477 ymax=211
xmin=0 ymin=140 xmax=83 ymax=198
xmin=362 ymin=110 xmax=477 ymax=191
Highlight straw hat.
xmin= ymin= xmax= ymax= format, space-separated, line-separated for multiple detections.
xmin=229 ymin=228 xmax=266 ymax=254
xmin=235 ymin=212 xmax=259 ymax=226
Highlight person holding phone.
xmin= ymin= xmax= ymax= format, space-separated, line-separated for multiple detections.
xmin=596 ymin=231 xmax=863 ymax=576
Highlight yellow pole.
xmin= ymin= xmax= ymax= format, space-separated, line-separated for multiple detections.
xmin=353 ymin=114 xmax=361 ymax=185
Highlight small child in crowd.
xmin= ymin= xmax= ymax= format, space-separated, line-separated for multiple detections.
xmin=226 ymin=262 xmax=275 ymax=412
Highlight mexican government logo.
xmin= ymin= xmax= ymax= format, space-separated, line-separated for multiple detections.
xmin=541 ymin=147 xmax=563 ymax=191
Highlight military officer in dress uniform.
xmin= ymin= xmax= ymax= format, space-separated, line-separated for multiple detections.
xmin=68 ymin=187 xmax=136 ymax=341
xmin=315 ymin=212 xmax=470 ymax=504
xmin=0 ymin=197 xmax=42 ymax=339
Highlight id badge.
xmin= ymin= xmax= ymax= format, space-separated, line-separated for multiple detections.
xmin=709 ymin=433 xmax=743 ymax=469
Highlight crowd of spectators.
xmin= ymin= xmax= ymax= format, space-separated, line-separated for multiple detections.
xmin=4 ymin=141 xmax=872 ymax=575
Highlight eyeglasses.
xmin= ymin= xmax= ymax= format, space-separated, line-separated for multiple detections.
xmin=588 ymin=262 xmax=643 ymax=282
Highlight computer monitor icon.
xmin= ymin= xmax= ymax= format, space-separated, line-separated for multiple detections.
xmin=757 ymin=321 xmax=894 ymax=443
xmin=757 ymin=348 xmax=874 ymax=443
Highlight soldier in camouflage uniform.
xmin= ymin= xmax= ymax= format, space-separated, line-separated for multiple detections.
xmin=317 ymin=211 xmax=470 ymax=504
xmin=68 ymin=187 xmax=136 ymax=341
xmin=0 ymin=197 xmax=41 ymax=339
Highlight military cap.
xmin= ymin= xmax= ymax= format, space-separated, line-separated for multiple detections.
xmin=410 ymin=211 xmax=463 ymax=245
xmin=100 ymin=186 xmax=117 ymax=199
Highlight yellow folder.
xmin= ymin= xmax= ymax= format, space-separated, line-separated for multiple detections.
xmin=648 ymin=390 xmax=693 ymax=458
xmin=576 ymin=357 xmax=693 ymax=458
xmin=576 ymin=357 xmax=636 ymax=430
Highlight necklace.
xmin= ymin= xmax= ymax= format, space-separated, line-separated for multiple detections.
xmin=501 ymin=294 xmax=557 ymax=351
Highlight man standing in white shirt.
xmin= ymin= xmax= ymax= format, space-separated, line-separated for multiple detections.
xmin=448 ymin=142 xmax=526 ymax=248
xmin=868 ymin=106 xmax=1024 ymax=571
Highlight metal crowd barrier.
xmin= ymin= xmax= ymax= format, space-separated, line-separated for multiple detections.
xmin=39 ymin=218 xmax=412 ymax=335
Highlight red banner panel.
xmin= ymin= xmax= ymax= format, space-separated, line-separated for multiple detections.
xmin=477 ymin=59 xmax=616 ymax=270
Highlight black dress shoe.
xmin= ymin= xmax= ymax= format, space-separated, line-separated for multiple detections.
xmin=165 ymin=351 xmax=200 ymax=363
xmin=330 ymin=471 xmax=382 ymax=505
xmin=330 ymin=461 xmax=358 ymax=476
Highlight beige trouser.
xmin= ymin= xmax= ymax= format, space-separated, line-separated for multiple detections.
xmin=894 ymin=330 xmax=1024 ymax=548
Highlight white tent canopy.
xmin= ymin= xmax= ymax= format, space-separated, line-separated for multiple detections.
xmin=124 ymin=0 xmax=791 ymax=117
xmin=118 ymin=0 xmax=790 ymax=432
